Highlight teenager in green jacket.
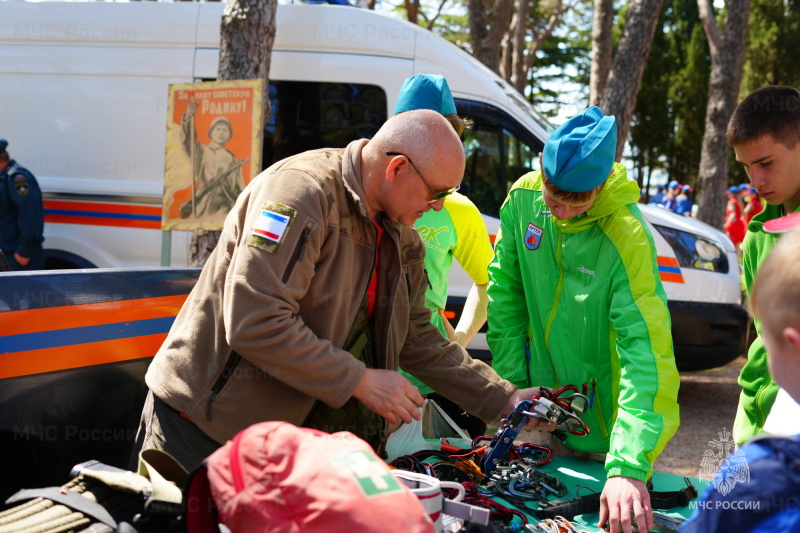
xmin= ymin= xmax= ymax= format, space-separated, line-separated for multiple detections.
xmin=728 ymin=85 xmax=800 ymax=445
xmin=487 ymin=107 xmax=680 ymax=533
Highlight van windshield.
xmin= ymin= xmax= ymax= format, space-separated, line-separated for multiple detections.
xmin=262 ymin=81 xmax=544 ymax=218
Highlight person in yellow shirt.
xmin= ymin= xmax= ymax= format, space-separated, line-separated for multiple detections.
xmin=394 ymin=74 xmax=495 ymax=437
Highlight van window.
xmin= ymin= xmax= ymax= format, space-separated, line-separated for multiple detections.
xmin=263 ymin=81 xmax=387 ymax=168
xmin=456 ymin=100 xmax=543 ymax=218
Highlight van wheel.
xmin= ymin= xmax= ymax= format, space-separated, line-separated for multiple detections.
xmin=44 ymin=250 xmax=97 ymax=270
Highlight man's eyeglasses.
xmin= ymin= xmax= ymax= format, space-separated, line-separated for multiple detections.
xmin=386 ymin=151 xmax=460 ymax=203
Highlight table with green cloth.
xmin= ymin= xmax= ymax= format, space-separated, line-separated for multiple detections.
xmin=483 ymin=456 xmax=709 ymax=531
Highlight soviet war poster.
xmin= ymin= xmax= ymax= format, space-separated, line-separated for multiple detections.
xmin=162 ymin=79 xmax=263 ymax=231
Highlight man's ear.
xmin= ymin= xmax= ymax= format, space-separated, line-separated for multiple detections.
xmin=783 ymin=326 xmax=800 ymax=352
xmin=385 ymin=156 xmax=401 ymax=184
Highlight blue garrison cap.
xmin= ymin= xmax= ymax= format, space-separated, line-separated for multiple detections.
xmin=728 ymin=186 xmax=739 ymax=194
xmin=668 ymin=180 xmax=680 ymax=189
xmin=542 ymin=107 xmax=617 ymax=193
xmin=394 ymin=74 xmax=457 ymax=115
xmin=0 ymin=138 xmax=7 ymax=153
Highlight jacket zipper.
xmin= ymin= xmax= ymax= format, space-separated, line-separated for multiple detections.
xmin=342 ymin=219 xmax=378 ymax=352
xmin=281 ymin=226 xmax=311 ymax=283
xmin=543 ymin=231 xmax=564 ymax=353
xmin=591 ymin=378 xmax=609 ymax=439
xmin=205 ymin=350 xmax=243 ymax=420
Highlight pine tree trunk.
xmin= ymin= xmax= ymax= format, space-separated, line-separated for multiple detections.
xmin=511 ymin=0 xmax=530 ymax=93
xmin=468 ymin=0 xmax=514 ymax=74
xmin=589 ymin=0 xmax=614 ymax=107
xmin=598 ymin=0 xmax=664 ymax=160
xmin=695 ymin=0 xmax=750 ymax=229
xmin=189 ymin=0 xmax=276 ymax=267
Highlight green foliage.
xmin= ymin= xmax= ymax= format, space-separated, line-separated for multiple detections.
xmin=525 ymin=0 xmax=594 ymax=119
xmin=630 ymin=0 xmax=709 ymax=192
xmin=742 ymin=0 xmax=800 ymax=92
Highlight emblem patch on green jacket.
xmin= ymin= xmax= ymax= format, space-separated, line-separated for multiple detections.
xmin=524 ymin=222 xmax=543 ymax=250
xmin=246 ymin=202 xmax=296 ymax=253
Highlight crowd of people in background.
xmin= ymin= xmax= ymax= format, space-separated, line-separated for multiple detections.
xmin=724 ymin=183 xmax=763 ymax=256
xmin=647 ymin=180 xmax=695 ymax=216
xmin=647 ymin=178 xmax=765 ymax=258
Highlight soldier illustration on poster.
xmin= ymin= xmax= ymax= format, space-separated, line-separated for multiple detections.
xmin=162 ymin=79 xmax=262 ymax=231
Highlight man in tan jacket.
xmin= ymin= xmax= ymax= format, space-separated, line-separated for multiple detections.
xmin=132 ymin=109 xmax=539 ymax=470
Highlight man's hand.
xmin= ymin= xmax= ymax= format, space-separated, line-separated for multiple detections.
xmin=598 ymin=476 xmax=652 ymax=533
xmin=14 ymin=253 xmax=29 ymax=266
xmin=498 ymin=387 xmax=557 ymax=432
xmin=352 ymin=368 xmax=425 ymax=425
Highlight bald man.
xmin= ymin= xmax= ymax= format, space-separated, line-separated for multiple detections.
xmin=131 ymin=110 xmax=540 ymax=471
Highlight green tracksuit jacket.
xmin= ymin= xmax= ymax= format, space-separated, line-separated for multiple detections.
xmin=487 ymin=164 xmax=680 ymax=482
xmin=734 ymin=203 xmax=800 ymax=445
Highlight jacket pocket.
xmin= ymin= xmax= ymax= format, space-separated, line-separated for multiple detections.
xmin=282 ymin=224 xmax=312 ymax=283
xmin=206 ymin=350 xmax=243 ymax=420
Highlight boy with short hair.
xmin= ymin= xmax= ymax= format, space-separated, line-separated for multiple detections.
xmin=487 ymin=106 xmax=680 ymax=533
xmin=680 ymin=225 xmax=800 ymax=532
xmin=727 ymin=85 xmax=800 ymax=445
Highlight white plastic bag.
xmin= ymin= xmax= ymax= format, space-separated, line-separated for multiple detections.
xmin=385 ymin=399 xmax=473 ymax=461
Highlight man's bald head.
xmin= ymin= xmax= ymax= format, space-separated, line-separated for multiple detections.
xmin=367 ymin=109 xmax=465 ymax=177
xmin=360 ymin=109 xmax=466 ymax=224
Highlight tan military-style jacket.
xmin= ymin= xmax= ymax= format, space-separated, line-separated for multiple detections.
xmin=146 ymin=139 xmax=516 ymax=444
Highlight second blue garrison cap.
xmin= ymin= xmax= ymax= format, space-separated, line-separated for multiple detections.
xmin=394 ymin=74 xmax=457 ymax=116
xmin=543 ymin=106 xmax=617 ymax=193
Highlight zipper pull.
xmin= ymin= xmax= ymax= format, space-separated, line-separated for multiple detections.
xmin=589 ymin=379 xmax=597 ymax=409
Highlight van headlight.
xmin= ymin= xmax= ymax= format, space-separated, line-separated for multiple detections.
xmin=653 ymin=225 xmax=729 ymax=274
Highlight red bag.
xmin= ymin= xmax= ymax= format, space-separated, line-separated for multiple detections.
xmin=184 ymin=421 xmax=436 ymax=533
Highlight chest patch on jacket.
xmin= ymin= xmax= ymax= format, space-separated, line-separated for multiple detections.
xmin=247 ymin=202 xmax=296 ymax=253
xmin=524 ymin=222 xmax=543 ymax=250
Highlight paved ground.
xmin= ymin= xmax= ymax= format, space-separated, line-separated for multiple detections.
xmin=655 ymin=356 xmax=745 ymax=477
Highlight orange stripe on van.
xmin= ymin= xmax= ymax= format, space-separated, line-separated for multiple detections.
xmin=45 ymin=214 xmax=160 ymax=229
xmin=0 ymin=333 xmax=166 ymax=379
xmin=657 ymin=256 xmax=680 ymax=267
xmin=45 ymin=200 xmax=161 ymax=216
xmin=43 ymin=199 xmax=162 ymax=229
xmin=659 ymin=272 xmax=685 ymax=284
xmin=3 ymin=294 xmax=188 ymax=336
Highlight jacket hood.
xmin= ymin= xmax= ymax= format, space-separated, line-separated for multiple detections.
xmin=551 ymin=163 xmax=639 ymax=233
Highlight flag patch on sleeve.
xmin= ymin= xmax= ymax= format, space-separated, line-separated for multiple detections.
xmin=247 ymin=202 xmax=296 ymax=253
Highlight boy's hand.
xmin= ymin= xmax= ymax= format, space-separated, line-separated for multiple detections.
xmin=598 ymin=476 xmax=652 ymax=533
xmin=501 ymin=387 xmax=557 ymax=431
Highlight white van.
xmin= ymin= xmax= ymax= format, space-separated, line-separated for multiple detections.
xmin=0 ymin=0 xmax=747 ymax=370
